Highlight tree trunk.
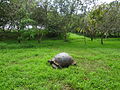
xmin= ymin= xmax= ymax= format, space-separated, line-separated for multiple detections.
xmin=101 ymin=37 xmax=104 ymax=45
xmin=118 ymin=32 xmax=120 ymax=37
xmin=91 ymin=37 xmax=93 ymax=41
xmin=38 ymin=33 xmax=40 ymax=43
xmin=18 ymin=39 xmax=21 ymax=43
xmin=64 ymin=32 xmax=68 ymax=42
xmin=8 ymin=24 xmax=11 ymax=31
xmin=2 ymin=26 xmax=5 ymax=32
xmin=84 ymin=36 xmax=86 ymax=45
xmin=63 ymin=26 xmax=68 ymax=42
xmin=17 ymin=30 xmax=21 ymax=43
xmin=64 ymin=34 xmax=67 ymax=42
xmin=38 ymin=32 xmax=43 ymax=43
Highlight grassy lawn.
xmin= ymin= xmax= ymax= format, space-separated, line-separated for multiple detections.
xmin=0 ymin=34 xmax=120 ymax=90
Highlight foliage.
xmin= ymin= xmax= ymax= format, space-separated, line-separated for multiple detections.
xmin=0 ymin=0 xmax=120 ymax=43
xmin=83 ymin=1 xmax=120 ymax=44
xmin=20 ymin=18 xmax=36 ymax=29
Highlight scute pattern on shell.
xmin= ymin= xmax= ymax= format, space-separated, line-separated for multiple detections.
xmin=51 ymin=52 xmax=74 ymax=68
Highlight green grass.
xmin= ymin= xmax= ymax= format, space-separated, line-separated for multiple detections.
xmin=0 ymin=34 xmax=120 ymax=90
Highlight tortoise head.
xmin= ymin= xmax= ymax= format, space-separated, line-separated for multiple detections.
xmin=48 ymin=60 xmax=54 ymax=64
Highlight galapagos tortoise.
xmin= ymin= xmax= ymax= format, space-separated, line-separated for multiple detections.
xmin=48 ymin=52 xmax=76 ymax=69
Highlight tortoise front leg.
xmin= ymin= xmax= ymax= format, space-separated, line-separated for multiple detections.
xmin=52 ymin=63 xmax=62 ymax=69
xmin=52 ymin=64 xmax=58 ymax=69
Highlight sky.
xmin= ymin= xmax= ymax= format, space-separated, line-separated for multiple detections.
xmin=99 ymin=0 xmax=119 ymax=3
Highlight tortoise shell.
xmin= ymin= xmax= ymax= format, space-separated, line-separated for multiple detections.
xmin=48 ymin=52 xmax=76 ymax=68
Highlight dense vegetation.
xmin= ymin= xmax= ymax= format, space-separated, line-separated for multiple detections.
xmin=0 ymin=0 xmax=120 ymax=44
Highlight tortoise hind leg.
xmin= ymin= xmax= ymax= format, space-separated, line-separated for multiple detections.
xmin=72 ymin=61 xmax=77 ymax=66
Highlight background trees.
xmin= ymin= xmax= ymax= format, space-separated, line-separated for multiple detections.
xmin=81 ymin=0 xmax=120 ymax=44
xmin=0 ymin=0 xmax=120 ymax=44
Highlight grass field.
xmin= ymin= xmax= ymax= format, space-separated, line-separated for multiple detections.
xmin=0 ymin=34 xmax=120 ymax=90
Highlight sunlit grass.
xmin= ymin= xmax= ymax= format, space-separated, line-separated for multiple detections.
xmin=0 ymin=34 xmax=120 ymax=90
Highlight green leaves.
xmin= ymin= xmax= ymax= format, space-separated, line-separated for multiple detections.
xmin=20 ymin=18 xmax=36 ymax=29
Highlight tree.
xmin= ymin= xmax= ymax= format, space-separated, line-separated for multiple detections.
xmin=96 ymin=1 xmax=120 ymax=44
xmin=84 ymin=0 xmax=120 ymax=44
xmin=31 ymin=4 xmax=48 ymax=43
xmin=50 ymin=0 xmax=84 ymax=41
xmin=0 ymin=0 xmax=10 ymax=31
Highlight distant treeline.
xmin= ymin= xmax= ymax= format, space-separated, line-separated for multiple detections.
xmin=0 ymin=0 xmax=120 ymax=44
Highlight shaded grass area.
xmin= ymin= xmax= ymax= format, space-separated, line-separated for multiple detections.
xmin=0 ymin=34 xmax=120 ymax=90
